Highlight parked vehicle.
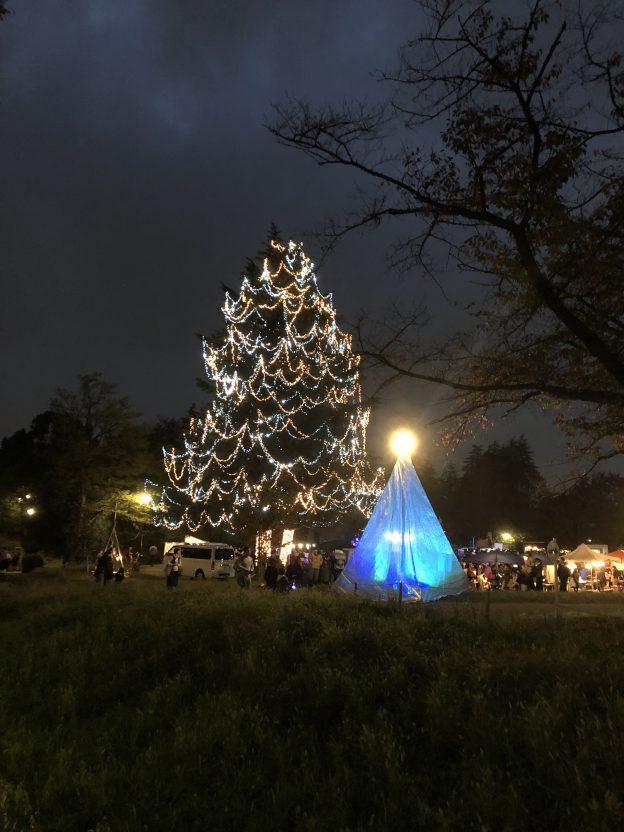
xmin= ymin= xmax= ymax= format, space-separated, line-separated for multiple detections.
xmin=163 ymin=541 xmax=236 ymax=580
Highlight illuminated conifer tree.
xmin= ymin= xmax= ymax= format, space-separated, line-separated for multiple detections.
xmin=156 ymin=236 xmax=382 ymax=538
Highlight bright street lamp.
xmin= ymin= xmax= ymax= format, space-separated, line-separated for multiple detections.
xmin=135 ymin=491 xmax=152 ymax=507
xmin=390 ymin=429 xmax=418 ymax=458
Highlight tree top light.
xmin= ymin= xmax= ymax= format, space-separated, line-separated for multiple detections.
xmin=390 ymin=429 xmax=418 ymax=458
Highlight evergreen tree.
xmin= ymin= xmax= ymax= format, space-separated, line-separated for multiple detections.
xmin=436 ymin=462 xmax=461 ymax=542
xmin=540 ymin=474 xmax=624 ymax=550
xmin=157 ymin=237 xmax=383 ymax=539
xmin=0 ymin=374 xmax=160 ymax=558
xmin=457 ymin=438 xmax=544 ymax=541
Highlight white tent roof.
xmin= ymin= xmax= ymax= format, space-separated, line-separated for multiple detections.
xmin=568 ymin=543 xmax=601 ymax=560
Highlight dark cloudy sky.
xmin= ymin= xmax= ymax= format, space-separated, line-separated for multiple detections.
xmin=0 ymin=0 xmax=605 ymax=478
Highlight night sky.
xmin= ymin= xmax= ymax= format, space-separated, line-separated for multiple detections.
xmin=0 ymin=1 xmax=604 ymax=478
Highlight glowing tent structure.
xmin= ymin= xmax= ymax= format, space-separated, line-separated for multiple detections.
xmin=568 ymin=543 xmax=601 ymax=561
xmin=334 ymin=454 xmax=471 ymax=602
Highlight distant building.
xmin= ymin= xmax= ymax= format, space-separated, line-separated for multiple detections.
xmin=585 ymin=542 xmax=608 ymax=555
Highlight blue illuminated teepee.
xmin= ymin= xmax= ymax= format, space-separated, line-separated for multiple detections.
xmin=334 ymin=455 xmax=471 ymax=602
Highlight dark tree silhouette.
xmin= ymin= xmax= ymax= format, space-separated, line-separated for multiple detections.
xmin=270 ymin=0 xmax=624 ymax=469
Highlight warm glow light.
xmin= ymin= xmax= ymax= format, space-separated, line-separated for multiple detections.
xmin=26 ymin=507 xmax=36 ymax=516
xmin=136 ymin=491 xmax=152 ymax=506
xmin=280 ymin=529 xmax=295 ymax=561
xmin=390 ymin=429 xmax=418 ymax=458
xmin=501 ymin=532 xmax=513 ymax=542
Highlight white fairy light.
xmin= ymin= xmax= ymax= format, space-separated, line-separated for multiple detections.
xmin=154 ymin=239 xmax=383 ymax=534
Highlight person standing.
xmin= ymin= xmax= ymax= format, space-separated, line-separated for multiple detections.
xmin=319 ymin=553 xmax=331 ymax=587
xmin=242 ymin=550 xmax=254 ymax=588
xmin=597 ymin=566 xmax=607 ymax=591
xmin=166 ymin=547 xmax=182 ymax=588
xmin=309 ymin=549 xmax=323 ymax=585
xmin=579 ymin=563 xmax=589 ymax=588
xmin=533 ymin=559 xmax=544 ymax=592
xmin=236 ymin=549 xmax=254 ymax=589
xmin=0 ymin=547 xmax=11 ymax=571
xmin=94 ymin=549 xmax=106 ymax=583
xmin=331 ymin=549 xmax=346 ymax=581
xmin=95 ymin=547 xmax=114 ymax=585
xmin=264 ymin=556 xmax=278 ymax=590
xmin=557 ymin=558 xmax=571 ymax=592
xmin=275 ymin=565 xmax=290 ymax=592
xmin=285 ymin=554 xmax=303 ymax=588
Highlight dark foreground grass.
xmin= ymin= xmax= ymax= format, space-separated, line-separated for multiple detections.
xmin=1 ymin=572 xmax=623 ymax=832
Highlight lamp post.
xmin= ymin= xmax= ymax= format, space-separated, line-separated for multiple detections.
xmin=389 ymin=429 xmax=418 ymax=598
xmin=134 ymin=490 xmax=153 ymax=555
xmin=135 ymin=491 xmax=152 ymax=507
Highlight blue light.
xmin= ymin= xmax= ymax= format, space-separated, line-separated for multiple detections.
xmin=334 ymin=456 xmax=471 ymax=602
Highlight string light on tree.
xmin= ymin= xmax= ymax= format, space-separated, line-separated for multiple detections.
xmin=155 ymin=235 xmax=383 ymax=537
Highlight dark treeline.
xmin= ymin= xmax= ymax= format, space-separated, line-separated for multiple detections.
xmin=2 ymin=377 xmax=624 ymax=558
xmin=0 ymin=374 xmax=183 ymax=559
xmin=418 ymin=437 xmax=624 ymax=549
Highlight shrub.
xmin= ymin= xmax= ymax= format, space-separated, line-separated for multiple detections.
xmin=21 ymin=554 xmax=44 ymax=573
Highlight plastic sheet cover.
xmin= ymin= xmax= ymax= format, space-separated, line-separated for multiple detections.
xmin=334 ymin=456 xmax=471 ymax=602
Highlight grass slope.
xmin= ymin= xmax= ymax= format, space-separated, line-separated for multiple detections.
xmin=1 ymin=570 xmax=623 ymax=832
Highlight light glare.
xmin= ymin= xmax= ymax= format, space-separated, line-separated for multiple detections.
xmin=390 ymin=429 xmax=418 ymax=458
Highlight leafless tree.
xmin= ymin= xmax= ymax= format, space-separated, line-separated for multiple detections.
xmin=270 ymin=0 xmax=624 ymax=468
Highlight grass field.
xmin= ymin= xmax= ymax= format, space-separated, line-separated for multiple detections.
xmin=1 ymin=567 xmax=623 ymax=832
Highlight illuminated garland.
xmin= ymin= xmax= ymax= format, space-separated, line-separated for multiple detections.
xmin=155 ymin=239 xmax=383 ymax=535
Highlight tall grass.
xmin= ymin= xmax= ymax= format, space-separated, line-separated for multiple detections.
xmin=1 ymin=572 xmax=623 ymax=831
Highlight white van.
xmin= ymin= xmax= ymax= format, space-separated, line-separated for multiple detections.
xmin=163 ymin=541 xmax=236 ymax=580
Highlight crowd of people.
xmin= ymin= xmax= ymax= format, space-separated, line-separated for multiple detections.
xmin=217 ymin=548 xmax=347 ymax=592
xmin=160 ymin=545 xmax=348 ymax=591
xmin=96 ymin=539 xmax=624 ymax=596
xmin=461 ymin=554 xmax=623 ymax=592
xmin=256 ymin=548 xmax=347 ymax=592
